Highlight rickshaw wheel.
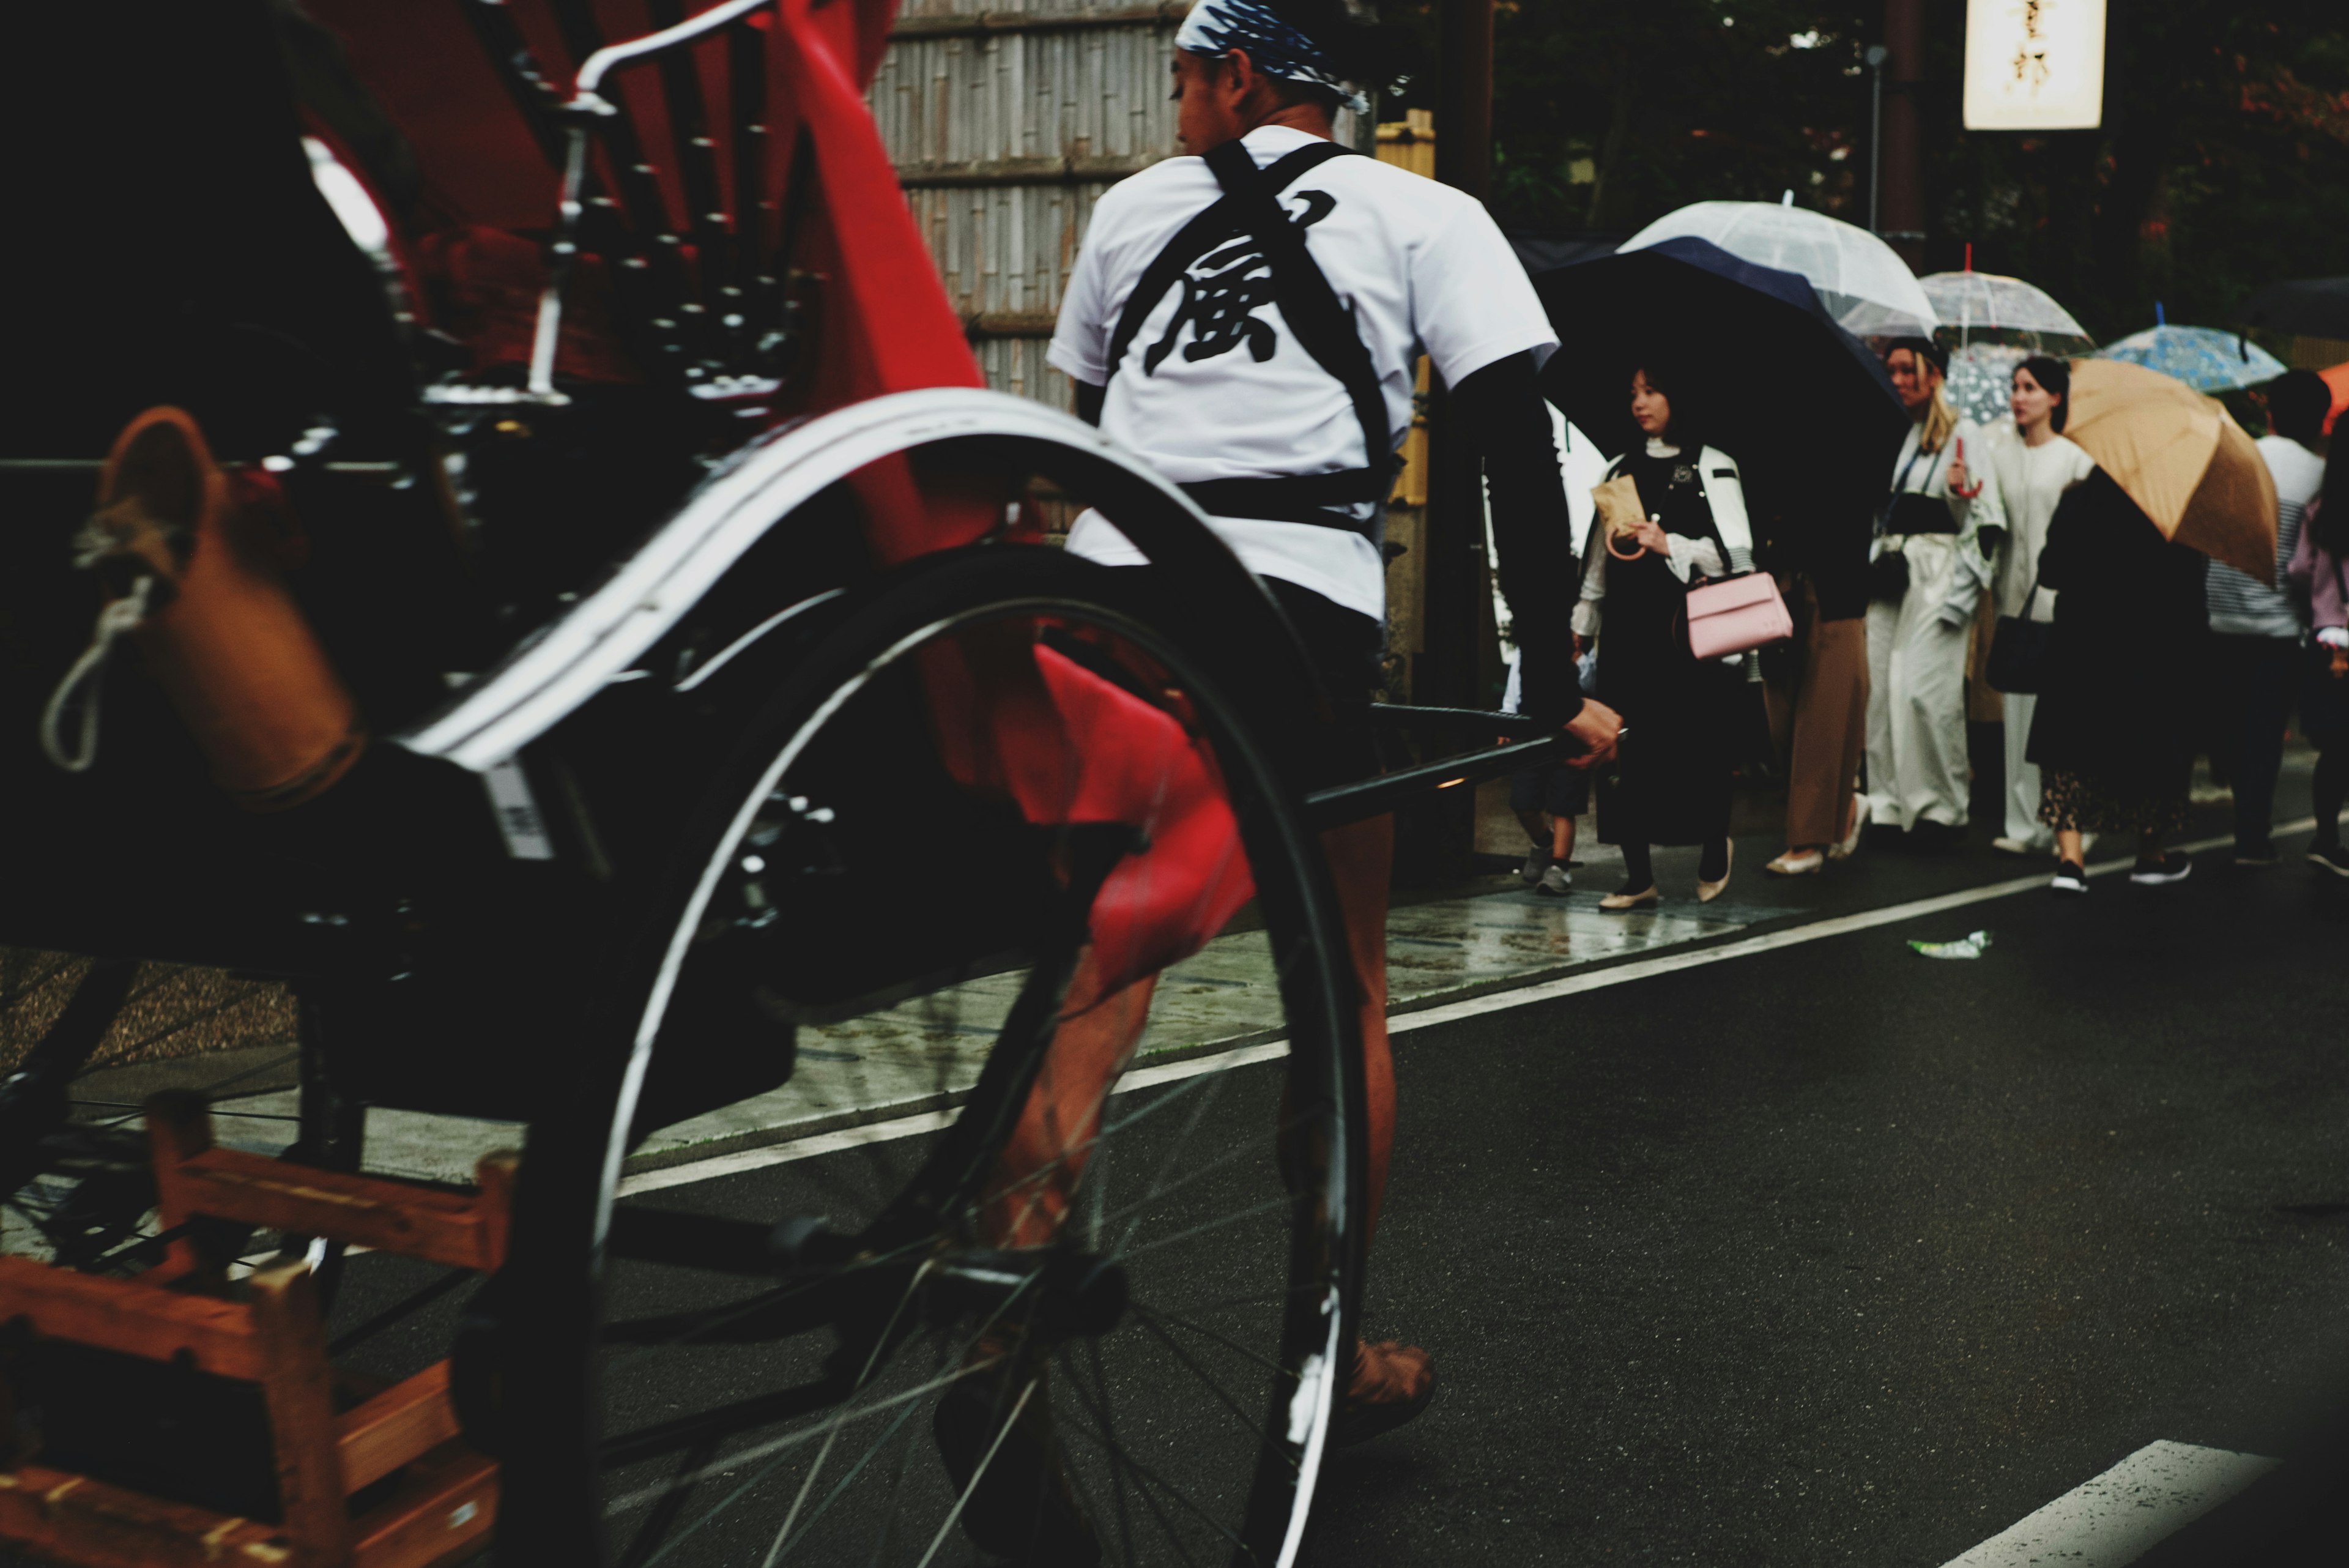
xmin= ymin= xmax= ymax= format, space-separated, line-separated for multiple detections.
xmin=494 ymin=546 xmax=1365 ymax=1567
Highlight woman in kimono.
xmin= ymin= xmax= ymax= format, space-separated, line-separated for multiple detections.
xmin=1575 ymin=362 xmax=1752 ymax=907
xmin=1861 ymin=338 xmax=2005 ymax=852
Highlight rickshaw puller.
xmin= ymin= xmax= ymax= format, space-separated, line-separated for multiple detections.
xmin=991 ymin=0 xmax=1622 ymax=1452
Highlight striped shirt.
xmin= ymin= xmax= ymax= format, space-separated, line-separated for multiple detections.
xmin=2207 ymin=436 xmax=2324 ymax=637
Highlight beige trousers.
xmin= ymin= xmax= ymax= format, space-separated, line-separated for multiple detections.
xmin=1765 ymin=577 xmax=1869 ymax=849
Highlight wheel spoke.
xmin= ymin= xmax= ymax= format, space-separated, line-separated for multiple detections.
xmin=1117 ymin=1195 xmax=1294 ymax=1263
xmin=1129 ymin=1299 xmax=1295 ymax=1383
xmin=1128 ymin=1309 xmax=1291 ymax=1469
xmin=618 ymin=1433 xmax=726 ymax=1568
xmin=1078 ymin=1339 xmax=1139 ymax=1566
xmin=913 ymin=1377 xmax=1036 ymax=1568
xmin=1053 ymin=1360 xmax=1239 ymax=1566
xmin=1104 ymin=1112 xmax=1304 ymax=1247
xmin=604 ymin=1347 xmax=995 ymax=1514
xmin=753 ymin=1257 xmax=941 ymax=1559
xmin=1111 ymin=1068 xmax=1234 ymax=1256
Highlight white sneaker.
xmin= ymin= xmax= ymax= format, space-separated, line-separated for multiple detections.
xmin=1992 ymin=836 xmax=2043 ymax=856
xmin=1537 ymin=863 xmax=1572 ymax=896
xmin=1518 ymin=844 xmax=1551 ymax=885
xmin=2129 ymin=852 xmax=2193 ymax=886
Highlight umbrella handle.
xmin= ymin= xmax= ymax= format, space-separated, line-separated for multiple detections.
xmin=1949 ymin=434 xmax=1984 ymax=500
xmin=1607 ymin=532 xmax=1649 ymax=562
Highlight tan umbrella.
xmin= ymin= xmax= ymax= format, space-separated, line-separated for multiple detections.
xmin=2061 ymin=359 xmax=2278 ymax=582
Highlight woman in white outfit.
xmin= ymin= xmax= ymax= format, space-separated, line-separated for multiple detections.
xmin=1982 ymin=356 xmax=2096 ymax=853
xmin=1864 ymin=338 xmax=2003 ymax=847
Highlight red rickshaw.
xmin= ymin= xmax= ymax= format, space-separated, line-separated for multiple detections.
xmin=0 ymin=4 xmax=1554 ymax=1562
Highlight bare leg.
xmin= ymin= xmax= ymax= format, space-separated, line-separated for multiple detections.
xmin=1322 ymin=814 xmax=1397 ymax=1236
xmin=983 ymin=815 xmax=1398 ymax=1244
xmin=1551 ymin=812 xmax=1575 ymax=863
xmin=2056 ymin=827 xmax=2084 ymax=864
xmin=1514 ymin=807 xmax=1548 ymax=848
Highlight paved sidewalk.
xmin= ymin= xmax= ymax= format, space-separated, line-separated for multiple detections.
xmin=59 ymin=749 xmax=2317 ymax=1193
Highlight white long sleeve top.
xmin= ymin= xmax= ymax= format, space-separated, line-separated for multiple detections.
xmin=1982 ymin=428 xmax=2096 ymax=623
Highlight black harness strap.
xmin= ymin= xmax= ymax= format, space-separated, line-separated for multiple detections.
xmin=1104 ymin=138 xmax=1395 ymax=537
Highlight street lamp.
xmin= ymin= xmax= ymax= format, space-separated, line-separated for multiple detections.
xmin=1865 ymin=43 xmax=1888 ymax=234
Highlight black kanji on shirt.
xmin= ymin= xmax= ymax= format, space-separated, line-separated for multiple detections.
xmin=1141 ymin=190 xmax=1336 ymax=374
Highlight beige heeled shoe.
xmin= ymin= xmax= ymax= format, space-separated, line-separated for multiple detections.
xmin=1598 ymin=884 xmax=1659 ymax=912
xmin=1697 ymin=840 xmax=1734 ymax=903
xmin=1764 ymin=849 xmax=1823 ymax=876
xmin=1828 ymin=795 xmax=1867 ymax=861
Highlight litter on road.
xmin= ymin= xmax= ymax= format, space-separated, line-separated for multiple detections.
xmin=1909 ymin=929 xmax=1994 ymax=959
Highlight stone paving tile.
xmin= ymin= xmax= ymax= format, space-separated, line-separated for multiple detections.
xmin=12 ymin=884 xmax=1795 ymax=1193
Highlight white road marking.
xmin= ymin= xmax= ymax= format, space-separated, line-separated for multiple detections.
xmin=1942 ymin=1440 xmax=2279 ymax=1567
xmin=620 ymin=820 xmax=2308 ymax=1194
xmin=615 ymin=1041 xmax=1293 ymax=1197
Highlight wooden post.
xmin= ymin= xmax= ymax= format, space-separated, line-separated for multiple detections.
xmin=1880 ymin=0 xmax=1927 ymax=266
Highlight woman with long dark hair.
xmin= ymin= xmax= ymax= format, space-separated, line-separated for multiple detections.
xmin=2287 ymin=437 xmax=2349 ymax=874
xmin=1982 ymin=355 xmax=2096 ymax=854
xmin=2027 ymin=468 xmax=2210 ymax=893
xmin=1574 ymin=361 xmax=1752 ymax=907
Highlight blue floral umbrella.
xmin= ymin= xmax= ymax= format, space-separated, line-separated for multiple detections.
xmin=2096 ymin=320 xmax=2286 ymax=393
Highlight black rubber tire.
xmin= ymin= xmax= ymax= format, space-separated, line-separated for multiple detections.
xmin=494 ymin=543 xmax=1367 ymax=1566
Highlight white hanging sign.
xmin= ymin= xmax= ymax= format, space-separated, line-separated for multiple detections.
xmin=1963 ymin=0 xmax=2106 ymax=130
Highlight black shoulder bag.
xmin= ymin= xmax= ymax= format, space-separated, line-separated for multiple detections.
xmin=1986 ymin=561 xmax=2055 ymax=694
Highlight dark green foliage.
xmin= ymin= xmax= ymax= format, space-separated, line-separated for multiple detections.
xmin=1384 ymin=0 xmax=2349 ymax=343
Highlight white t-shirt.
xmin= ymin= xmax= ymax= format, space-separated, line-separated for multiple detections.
xmin=1047 ymin=124 xmax=1558 ymax=620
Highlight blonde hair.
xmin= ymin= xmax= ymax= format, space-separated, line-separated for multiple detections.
xmin=1917 ymin=371 xmax=1958 ymax=455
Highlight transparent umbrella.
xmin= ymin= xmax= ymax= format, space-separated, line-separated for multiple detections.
xmin=1620 ymin=195 xmax=1937 ymax=335
xmin=1917 ymin=271 xmax=2096 ymax=353
xmin=2097 ymin=323 xmax=2287 ymax=393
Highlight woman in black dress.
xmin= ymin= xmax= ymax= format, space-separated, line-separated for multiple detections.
xmin=2027 ymin=467 xmax=2210 ymax=892
xmin=1574 ymin=363 xmax=1753 ymax=907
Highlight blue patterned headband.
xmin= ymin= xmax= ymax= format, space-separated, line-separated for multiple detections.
xmin=1175 ymin=0 xmax=1370 ymax=116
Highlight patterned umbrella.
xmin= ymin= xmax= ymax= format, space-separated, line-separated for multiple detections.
xmin=2096 ymin=324 xmax=2287 ymax=393
xmin=1945 ymin=343 xmax=2029 ymax=428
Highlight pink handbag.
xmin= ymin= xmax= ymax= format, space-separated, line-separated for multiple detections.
xmin=1684 ymin=571 xmax=1793 ymax=660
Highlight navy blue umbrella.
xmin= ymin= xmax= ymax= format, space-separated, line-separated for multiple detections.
xmin=1532 ymin=236 xmax=1909 ymax=535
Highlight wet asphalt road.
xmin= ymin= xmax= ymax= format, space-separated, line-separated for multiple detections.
xmin=1306 ymin=780 xmax=2349 ymax=1564
xmin=288 ymin=760 xmax=2349 ymax=1566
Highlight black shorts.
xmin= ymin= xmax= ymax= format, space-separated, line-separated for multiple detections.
xmin=1107 ymin=568 xmax=1383 ymax=793
xmin=1510 ymin=758 xmax=1590 ymax=819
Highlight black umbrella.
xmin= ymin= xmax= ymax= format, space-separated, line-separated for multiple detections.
xmin=1532 ymin=236 xmax=1908 ymax=541
xmin=2235 ymin=278 xmax=2349 ymax=343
